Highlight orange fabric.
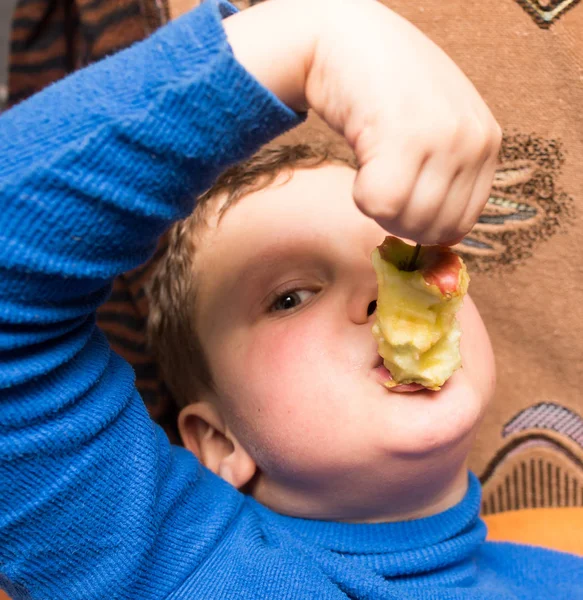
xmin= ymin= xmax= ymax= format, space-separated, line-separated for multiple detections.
xmin=484 ymin=507 xmax=583 ymax=556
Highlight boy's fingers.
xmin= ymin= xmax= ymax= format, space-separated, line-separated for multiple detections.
xmin=352 ymin=151 xmax=421 ymax=231
xmin=458 ymin=119 xmax=501 ymax=229
xmin=369 ymin=127 xmax=498 ymax=244
xmin=431 ymin=163 xmax=482 ymax=243
xmin=353 ymin=155 xmax=479 ymax=245
xmin=368 ymin=150 xmax=480 ymax=245
xmin=352 ymin=117 xmax=500 ymax=244
xmin=398 ymin=159 xmax=459 ymax=244
xmin=429 ymin=113 xmax=498 ymax=239
xmin=456 ymin=146 xmax=500 ymax=238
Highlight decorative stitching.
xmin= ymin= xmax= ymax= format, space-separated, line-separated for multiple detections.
xmin=503 ymin=402 xmax=583 ymax=448
xmin=458 ymin=133 xmax=575 ymax=272
xmin=515 ymin=0 xmax=582 ymax=29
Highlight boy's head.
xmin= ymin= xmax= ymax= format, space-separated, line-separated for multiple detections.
xmin=148 ymin=138 xmax=495 ymax=523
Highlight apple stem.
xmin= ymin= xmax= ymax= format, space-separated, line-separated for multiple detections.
xmin=406 ymin=244 xmax=422 ymax=271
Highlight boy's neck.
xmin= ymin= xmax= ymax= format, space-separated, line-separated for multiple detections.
xmin=251 ymin=462 xmax=471 ymax=524
xmin=354 ymin=466 xmax=470 ymax=524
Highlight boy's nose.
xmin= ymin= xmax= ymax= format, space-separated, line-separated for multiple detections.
xmin=347 ymin=272 xmax=378 ymax=325
xmin=350 ymin=293 xmax=378 ymax=325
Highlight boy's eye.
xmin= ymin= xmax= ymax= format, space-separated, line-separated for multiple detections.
xmin=270 ymin=290 xmax=315 ymax=312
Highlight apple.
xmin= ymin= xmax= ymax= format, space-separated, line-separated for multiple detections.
xmin=371 ymin=236 xmax=469 ymax=391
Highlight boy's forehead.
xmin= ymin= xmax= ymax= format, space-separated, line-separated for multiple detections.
xmin=225 ymin=165 xmax=355 ymax=224
xmin=198 ymin=164 xmax=355 ymax=244
xmin=195 ymin=165 xmax=381 ymax=296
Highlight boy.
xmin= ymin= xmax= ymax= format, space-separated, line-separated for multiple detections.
xmin=147 ymin=140 xmax=497 ymax=524
xmin=4 ymin=0 xmax=577 ymax=598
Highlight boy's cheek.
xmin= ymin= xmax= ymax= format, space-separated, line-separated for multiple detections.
xmin=252 ymin=318 xmax=330 ymax=378
xmin=226 ymin=320 xmax=335 ymax=432
xmin=458 ymin=298 xmax=496 ymax=404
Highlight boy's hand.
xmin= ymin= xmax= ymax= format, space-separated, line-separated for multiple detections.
xmin=224 ymin=0 xmax=501 ymax=245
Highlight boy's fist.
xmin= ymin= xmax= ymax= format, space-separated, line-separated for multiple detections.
xmin=224 ymin=0 xmax=501 ymax=245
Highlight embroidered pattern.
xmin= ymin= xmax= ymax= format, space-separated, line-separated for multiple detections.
xmin=457 ymin=133 xmax=574 ymax=272
xmin=479 ymin=404 xmax=583 ymax=514
xmin=503 ymin=403 xmax=583 ymax=447
xmin=515 ymin=0 xmax=581 ymax=28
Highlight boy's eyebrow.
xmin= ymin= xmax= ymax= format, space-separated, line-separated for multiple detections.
xmin=222 ymin=238 xmax=329 ymax=299
xmin=236 ymin=247 xmax=309 ymax=286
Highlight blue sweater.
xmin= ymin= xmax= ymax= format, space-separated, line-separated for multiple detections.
xmin=0 ymin=1 xmax=581 ymax=598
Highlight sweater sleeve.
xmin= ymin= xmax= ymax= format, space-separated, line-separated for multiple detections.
xmin=0 ymin=1 xmax=302 ymax=598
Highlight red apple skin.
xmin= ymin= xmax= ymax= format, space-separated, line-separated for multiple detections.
xmin=378 ymin=237 xmax=464 ymax=297
xmin=420 ymin=250 xmax=464 ymax=297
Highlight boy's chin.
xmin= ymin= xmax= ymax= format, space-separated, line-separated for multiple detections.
xmin=377 ymin=369 xmax=486 ymax=457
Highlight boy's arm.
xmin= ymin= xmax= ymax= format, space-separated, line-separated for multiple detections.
xmin=224 ymin=0 xmax=501 ymax=245
xmin=0 ymin=2 xmax=301 ymax=598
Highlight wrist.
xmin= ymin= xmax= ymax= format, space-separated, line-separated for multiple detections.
xmin=223 ymin=0 xmax=321 ymax=112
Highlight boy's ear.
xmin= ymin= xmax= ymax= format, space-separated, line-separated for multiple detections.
xmin=178 ymin=401 xmax=257 ymax=490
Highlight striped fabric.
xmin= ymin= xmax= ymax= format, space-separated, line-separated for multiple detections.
xmin=8 ymin=0 xmax=169 ymax=105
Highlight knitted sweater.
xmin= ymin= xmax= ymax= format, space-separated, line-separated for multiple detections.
xmin=0 ymin=1 xmax=581 ymax=598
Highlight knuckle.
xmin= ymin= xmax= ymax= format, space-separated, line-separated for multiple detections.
xmin=438 ymin=114 xmax=465 ymax=148
xmin=466 ymin=118 xmax=491 ymax=158
xmin=400 ymin=128 xmax=431 ymax=157
xmin=491 ymin=122 xmax=503 ymax=153
xmin=388 ymin=184 xmax=414 ymax=211
xmin=478 ymin=115 xmax=502 ymax=161
xmin=446 ymin=111 xmax=496 ymax=159
xmin=354 ymin=193 xmax=404 ymax=223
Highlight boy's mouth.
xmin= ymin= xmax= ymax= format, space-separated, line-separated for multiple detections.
xmin=372 ymin=357 xmax=426 ymax=393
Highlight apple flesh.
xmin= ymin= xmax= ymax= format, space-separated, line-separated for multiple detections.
xmin=371 ymin=236 xmax=469 ymax=391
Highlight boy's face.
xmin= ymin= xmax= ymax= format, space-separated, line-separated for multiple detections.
xmin=192 ymin=164 xmax=495 ymax=521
